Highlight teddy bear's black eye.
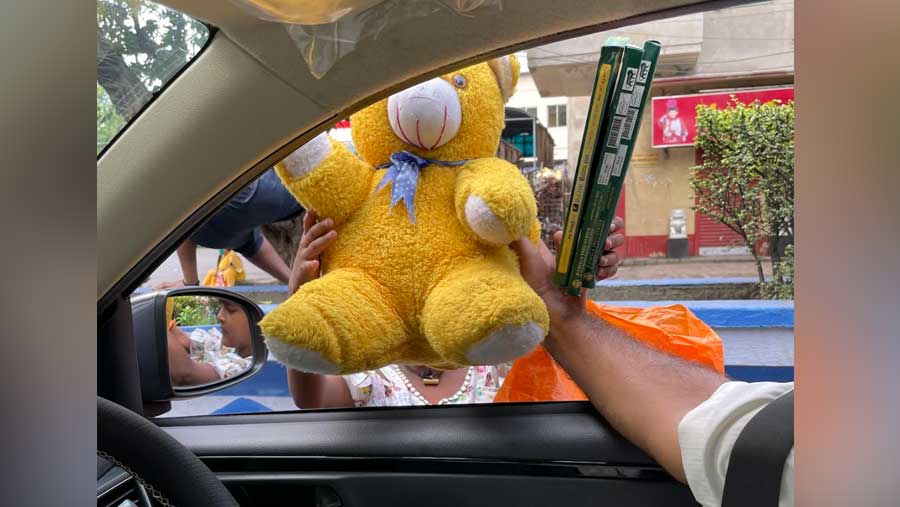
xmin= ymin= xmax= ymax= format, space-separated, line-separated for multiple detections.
xmin=452 ymin=75 xmax=467 ymax=88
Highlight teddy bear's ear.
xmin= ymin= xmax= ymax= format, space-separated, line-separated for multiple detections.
xmin=488 ymin=55 xmax=520 ymax=103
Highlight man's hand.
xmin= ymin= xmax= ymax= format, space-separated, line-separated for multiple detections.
xmin=596 ymin=216 xmax=625 ymax=281
xmin=288 ymin=210 xmax=338 ymax=295
xmin=510 ymin=217 xmax=624 ymax=334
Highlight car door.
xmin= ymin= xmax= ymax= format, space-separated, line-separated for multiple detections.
xmin=155 ymin=403 xmax=697 ymax=507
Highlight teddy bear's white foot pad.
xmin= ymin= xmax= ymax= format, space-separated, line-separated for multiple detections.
xmin=265 ymin=336 xmax=341 ymax=374
xmin=464 ymin=195 xmax=513 ymax=245
xmin=465 ymin=322 xmax=544 ymax=365
xmin=282 ymin=132 xmax=331 ymax=179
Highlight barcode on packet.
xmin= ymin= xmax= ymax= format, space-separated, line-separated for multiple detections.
xmin=616 ymin=93 xmax=632 ymax=115
xmin=613 ymin=144 xmax=628 ymax=177
xmin=598 ymin=152 xmax=616 ymax=186
xmin=631 ymin=85 xmax=645 ymax=107
xmin=607 ymin=115 xmax=625 ymax=148
xmin=622 ymin=107 xmax=639 ymax=141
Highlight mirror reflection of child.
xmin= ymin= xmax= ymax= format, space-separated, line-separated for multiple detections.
xmin=165 ymin=298 xmax=252 ymax=386
xmin=217 ymin=299 xmax=253 ymax=358
xmin=658 ymin=99 xmax=689 ymax=144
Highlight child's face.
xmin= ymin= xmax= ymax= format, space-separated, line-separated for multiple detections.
xmin=667 ymin=109 xmax=679 ymax=119
xmin=217 ymin=300 xmax=251 ymax=354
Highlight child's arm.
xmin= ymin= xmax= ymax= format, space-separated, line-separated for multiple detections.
xmin=282 ymin=213 xmax=354 ymax=409
xmin=275 ymin=133 xmax=374 ymax=224
xmin=454 ymin=157 xmax=538 ymax=246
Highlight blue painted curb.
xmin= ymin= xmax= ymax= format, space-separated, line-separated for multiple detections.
xmin=603 ymin=300 xmax=794 ymax=328
xmin=212 ymin=397 xmax=273 ymax=415
xmin=134 ymin=284 xmax=292 ymax=296
xmin=725 ymin=365 xmax=794 ymax=383
xmin=218 ymin=361 xmax=290 ymax=397
xmin=138 ymin=276 xmax=764 ymax=295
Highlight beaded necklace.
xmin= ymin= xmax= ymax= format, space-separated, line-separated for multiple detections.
xmin=392 ymin=365 xmax=474 ymax=405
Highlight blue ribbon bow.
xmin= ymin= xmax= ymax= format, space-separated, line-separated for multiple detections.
xmin=375 ymin=151 xmax=466 ymax=224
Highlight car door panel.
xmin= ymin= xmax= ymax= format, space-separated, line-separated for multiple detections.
xmin=220 ymin=472 xmax=697 ymax=507
xmin=160 ymin=402 xmax=698 ymax=506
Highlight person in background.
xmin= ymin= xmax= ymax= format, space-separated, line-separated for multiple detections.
xmin=658 ymin=98 xmax=690 ymax=144
xmin=217 ymin=298 xmax=253 ymax=358
xmin=284 ymin=211 xmax=625 ymax=409
xmin=155 ymin=168 xmax=304 ymax=288
xmin=166 ymin=297 xmax=253 ymax=386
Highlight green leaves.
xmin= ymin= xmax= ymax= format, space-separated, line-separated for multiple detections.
xmin=172 ymin=296 xmax=220 ymax=326
xmin=761 ymin=244 xmax=794 ymax=299
xmin=690 ymin=98 xmax=795 ymax=298
xmin=97 ymin=85 xmax=125 ymax=153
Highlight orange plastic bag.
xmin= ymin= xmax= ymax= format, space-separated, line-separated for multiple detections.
xmin=494 ymin=301 xmax=724 ymax=403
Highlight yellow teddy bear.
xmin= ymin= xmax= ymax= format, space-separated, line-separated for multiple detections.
xmin=260 ymin=56 xmax=549 ymax=374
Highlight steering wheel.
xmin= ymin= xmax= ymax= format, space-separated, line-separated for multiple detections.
xmin=97 ymin=397 xmax=238 ymax=507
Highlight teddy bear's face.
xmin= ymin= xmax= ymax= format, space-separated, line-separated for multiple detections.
xmin=350 ymin=58 xmax=517 ymax=166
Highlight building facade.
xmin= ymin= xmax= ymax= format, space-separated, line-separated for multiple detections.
xmin=507 ymin=55 xmax=570 ymax=167
xmin=526 ymin=0 xmax=794 ymax=257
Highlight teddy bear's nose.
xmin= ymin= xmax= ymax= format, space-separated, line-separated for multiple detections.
xmin=387 ymin=77 xmax=462 ymax=151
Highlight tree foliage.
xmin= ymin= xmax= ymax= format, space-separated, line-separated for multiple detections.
xmin=690 ymin=99 xmax=795 ymax=298
xmin=97 ymin=84 xmax=125 ymax=153
xmin=171 ymin=295 xmax=220 ymax=327
xmin=96 ymin=0 xmax=208 ymax=151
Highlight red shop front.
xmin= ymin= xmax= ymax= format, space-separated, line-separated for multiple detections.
xmin=618 ymin=86 xmax=795 ymax=257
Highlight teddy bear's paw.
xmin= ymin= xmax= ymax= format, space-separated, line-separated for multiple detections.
xmin=282 ymin=132 xmax=332 ymax=179
xmin=465 ymin=321 xmax=544 ymax=365
xmin=464 ymin=195 xmax=514 ymax=245
xmin=265 ymin=336 xmax=341 ymax=374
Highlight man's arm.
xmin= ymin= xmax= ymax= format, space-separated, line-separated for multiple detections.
xmin=511 ymin=233 xmax=726 ymax=482
xmin=247 ymin=235 xmax=292 ymax=284
xmin=175 ymin=239 xmax=200 ymax=285
xmin=286 ymin=369 xmax=354 ymax=409
xmin=544 ymin=310 xmax=725 ymax=482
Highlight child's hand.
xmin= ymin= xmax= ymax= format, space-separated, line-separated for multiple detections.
xmin=289 ymin=210 xmax=337 ymax=295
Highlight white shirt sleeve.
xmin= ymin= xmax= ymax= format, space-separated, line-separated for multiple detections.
xmin=678 ymin=381 xmax=794 ymax=507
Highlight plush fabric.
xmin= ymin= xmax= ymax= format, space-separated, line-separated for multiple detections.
xmin=261 ymin=57 xmax=549 ymax=374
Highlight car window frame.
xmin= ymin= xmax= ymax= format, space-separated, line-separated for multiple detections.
xmin=97 ymin=12 xmax=217 ymax=159
xmin=106 ymin=0 xmax=788 ymax=418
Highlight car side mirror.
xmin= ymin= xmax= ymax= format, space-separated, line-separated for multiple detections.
xmin=131 ymin=287 xmax=268 ymax=409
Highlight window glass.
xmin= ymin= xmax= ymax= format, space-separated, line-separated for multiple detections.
xmin=548 ymin=104 xmax=567 ymax=127
xmin=145 ymin=1 xmax=794 ymax=417
xmin=97 ymin=0 xmax=210 ymax=154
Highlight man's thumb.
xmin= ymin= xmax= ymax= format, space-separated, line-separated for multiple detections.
xmin=552 ymin=230 xmax=563 ymax=250
xmin=509 ymin=237 xmax=529 ymax=258
xmin=510 ymin=237 xmax=543 ymax=272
